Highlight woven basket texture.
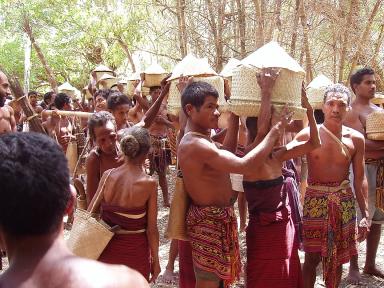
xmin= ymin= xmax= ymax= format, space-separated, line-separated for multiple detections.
xmin=142 ymin=73 xmax=167 ymax=88
xmin=366 ymin=111 xmax=384 ymax=140
xmin=67 ymin=209 xmax=114 ymax=259
xmin=167 ymin=75 xmax=228 ymax=115
xmin=95 ymin=71 xmax=114 ymax=82
xmin=229 ymin=65 xmax=305 ymax=119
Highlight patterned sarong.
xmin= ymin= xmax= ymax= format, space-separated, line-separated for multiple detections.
xmin=366 ymin=158 xmax=384 ymax=212
xmin=186 ymin=204 xmax=240 ymax=287
xmin=303 ymin=181 xmax=357 ymax=288
xmin=149 ymin=135 xmax=171 ymax=173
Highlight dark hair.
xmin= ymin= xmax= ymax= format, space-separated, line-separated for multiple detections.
xmin=350 ymin=68 xmax=375 ymax=93
xmin=88 ymin=111 xmax=116 ymax=141
xmin=94 ymin=89 xmax=112 ymax=101
xmin=323 ymin=83 xmax=351 ymax=106
xmin=181 ymin=81 xmax=219 ymax=114
xmin=149 ymin=86 xmax=161 ymax=94
xmin=120 ymin=126 xmax=150 ymax=159
xmin=43 ymin=91 xmax=54 ymax=102
xmin=314 ymin=109 xmax=324 ymax=124
xmin=107 ymin=92 xmax=133 ymax=111
xmin=0 ymin=133 xmax=71 ymax=236
xmin=245 ymin=117 xmax=258 ymax=143
xmin=54 ymin=92 xmax=71 ymax=110
xmin=28 ymin=91 xmax=38 ymax=97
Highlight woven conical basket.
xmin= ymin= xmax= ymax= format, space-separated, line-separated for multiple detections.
xmin=366 ymin=111 xmax=384 ymax=140
xmin=167 ymin=75 xmax=227 ymax=116
xmin=306 ymin=75 xmax=333 ymax=109
xmin=229 ymin=65 xmax=306 ymax=119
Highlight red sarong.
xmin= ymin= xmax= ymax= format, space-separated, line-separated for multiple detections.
xmin=99 ymin=203 xmax=150 ymax=280
xmin=186 ymin=204 xmax=241 ymax=287
xmin=178 ymin=240 xmax=196 ymax=288
xmin=244 ymin=175 xmax=303 ymax=288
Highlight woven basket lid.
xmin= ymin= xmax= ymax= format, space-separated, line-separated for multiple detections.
xmin=220 ymin=58 xmax=241 ymax=78
xmin=307 ymin=74 xmax=333 ymax=108
xmin=96 ymin=74 xmax=117 ymax=89
xmin=372 ymin=93 xmax=384 ymax=105
xmin=144 ymin=63 xmax=166 ymax=75
xmin=241 ymin=41 xmax=305 ymax=74
xmin=366 ymin=111 xmax=384 ymax=134
xmin=168 ymin=54 xmax=217 ymax=81
xmin=93 ymin=64 xmax=113 ymax=73
xmin=58 ymin=82 xmax=76 ymax=92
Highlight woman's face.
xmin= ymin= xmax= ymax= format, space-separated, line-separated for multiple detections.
xmin=93 ymin=121 xmax=117 ymax=155
xmin=94 ymin=95 xmax=107 ymax=112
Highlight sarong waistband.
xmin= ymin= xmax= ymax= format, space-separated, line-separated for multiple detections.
xmin=115 ymin=228 xmax=146 ymax=234
xmin=243 ymin=176 xmax=283 ymax=189
xmin=365 ymin=158 xmax=384 ymax=165
xmin=307 ymin=180 xmax=350 ymax=193
xmin=249 ymin=205 xmax=290 ymax=225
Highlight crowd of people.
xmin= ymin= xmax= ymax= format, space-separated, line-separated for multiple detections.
xmin=0 ymin=66 xmax=383 ymax=288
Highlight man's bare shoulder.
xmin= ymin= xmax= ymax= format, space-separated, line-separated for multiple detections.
xmin=343 ymin=125 xmax=364 ymax=140
xmin=86 ymin=149 xmax=100 ymax=164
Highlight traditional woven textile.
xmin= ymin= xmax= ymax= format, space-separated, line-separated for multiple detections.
xmin=303 ymin=180 xmax=357 ymax=288
xmin=366 ymin=111 xmax=384 ymax=140
xmin=186 ymin=204 xmax=241 ymax=287
xmin=366 ymin=158 xmax=384 ymax=212
xmin=149 ymin=135 xmax=171 ymax=173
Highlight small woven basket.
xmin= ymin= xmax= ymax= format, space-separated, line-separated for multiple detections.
xmin=97 ymin=77 xmax=117 ymax=90
xmin=366 ymin=111 xmax=384 ymax=140
xmin=95 ymin=71 xmax=114 ymax=82
xmin=229 ymin=65 xmax=306 ymax=119
xmin=142 ymin=73 xmax=167 ymax=88
xmin=307 ymin=88 xmax=325 ymax=110
xmin=167 ymin=75 xmax=228 ymax=115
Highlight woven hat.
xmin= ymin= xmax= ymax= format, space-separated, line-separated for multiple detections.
xmin=307 ymin=74 xmax=333 ymax=109
xmin=168 ymin=54 xmax=217 ymax=81
xmin=366 ymin=111 xmax=384 ymax=140
xmin=167 ymin=75 xmax=227 ymax=116
xmin=58 ymin=82 xmax=76 ymax=99
xmin=229 ymin=42 xmax=306 ymax=119
xmin=93 ymin=65 xmax=115 ymax=82
xmin=96 ymin=74 xmax=117 ymax=89
xmin=141 ymin=63 xmax=167 ymax=88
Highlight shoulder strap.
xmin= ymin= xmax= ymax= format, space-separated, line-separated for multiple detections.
xmin=89 ymin=168 xmax=114 ymax=213
xmin=321 ymin=125 xmax=352 ymax=162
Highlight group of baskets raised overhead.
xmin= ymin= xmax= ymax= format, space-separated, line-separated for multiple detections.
xmin=79 ymin=41 xmax=384 ymax=142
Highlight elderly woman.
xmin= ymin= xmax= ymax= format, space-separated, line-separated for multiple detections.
xmin=89 ymin=126 xmax=160 ymax=283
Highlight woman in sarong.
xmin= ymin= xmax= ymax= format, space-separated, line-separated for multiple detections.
xmin=89 ymin=126 xmax=160 ymax=282
xmin=243 ymin=68 xmax=320 ymax=287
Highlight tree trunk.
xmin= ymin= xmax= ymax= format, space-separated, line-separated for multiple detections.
xmin=290 ymin=0 xmax=300 ymax=57
xmin=236 ymin=0 xmax=246 ymax=58
xmin=206 ymin=0 xmax=226 ymax=71
xmin=299 ymin=0 xmax=313 ymax=82
xmin=253 ymin=0 xmax=265 ymax=48
xmin=176 ymin=0 xmax=188 ymax=57
xmin=117 ymin=38 xmax=136 ymax=73
xmin=338 ymin=0 xmax=357 ymax=83
xmin=23 ymin=16 xmax=58 ymax=92
xmin=347 ymin=0 xmax=382 ymax=79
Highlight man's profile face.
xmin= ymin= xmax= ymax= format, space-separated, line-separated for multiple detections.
xmin=0 ymin=72 xmax=11 ymax=107
xmin=189 ymin=95 xmax=220 ymax=129
xmin=322 ymin=92 xmax=349 ymax=123
xmin=354 ymin=74 xmax=376 ymax=100
xmin=29 ymin=94 xmax=38 ymax=106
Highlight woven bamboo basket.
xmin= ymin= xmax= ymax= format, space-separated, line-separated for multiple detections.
xmin=306 ymin=75 xmax=333 ymax=109
xmin=142 ymin=73 xmax=167 ymax=88
xmin=93 ymin=65 xmax=114 ymax=82
xmin=229 ymin=65 xmax=306 ymax=119
xmin=366 ymin=111 xmax=384 ymax=140
xmin=126 ymin=80 xmax=136 ymax=97
xmin=97 ymin=74 xmax=117 ymax=90
xmin=167 ymin=75 xmax=227 ymax=116
xmin=372 ymin=93 xmax=384 ymax=108
xmin=141 ymin=86 xmax=150 ymax=97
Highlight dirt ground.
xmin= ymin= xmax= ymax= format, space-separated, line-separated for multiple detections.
xmin=1 ymin=166 xmax=384 ymax=287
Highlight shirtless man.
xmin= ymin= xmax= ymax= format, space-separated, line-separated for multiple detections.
xmin=344 ymin=67 xmax=384 ymax=280
xmin=0 ymin=132 xmax=148 ymax=288
xmin=21 ymin=91 xmax=43 ymax=131
xmin=0 ymin=71 xmax=16 ymax=134
xmin=298 ymin=84 xmax=368 ymax=288
xmin=148 ymin=86 xmax=175 ymax=207
xmin=43 ymin=92 xmax=74 ymax=153
xmin=178 ymin=81 xmax=291 ymax=288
